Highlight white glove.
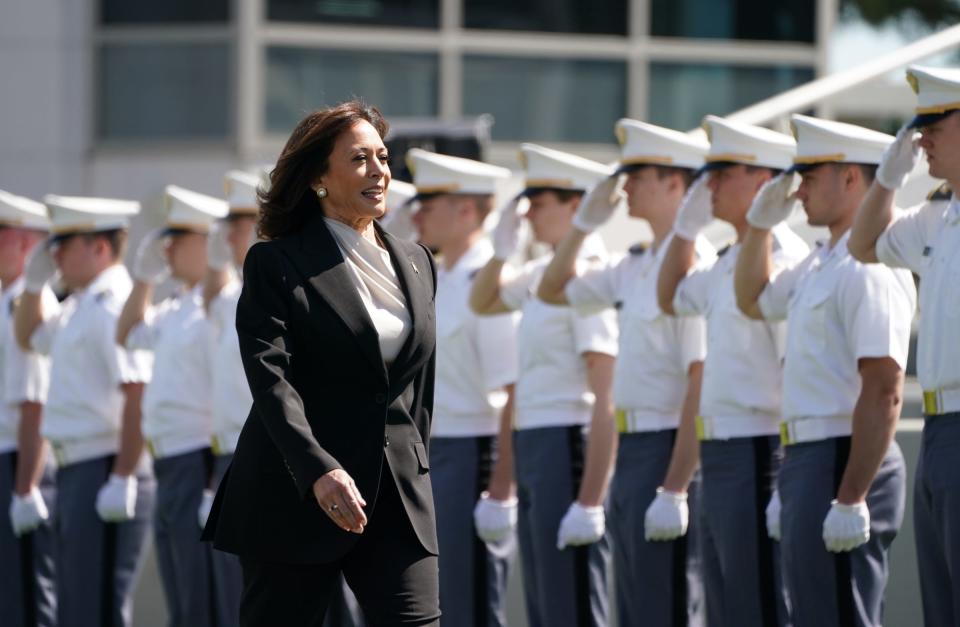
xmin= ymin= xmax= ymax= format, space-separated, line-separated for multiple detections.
xmin=24 ymin=241 xmax=58 ymax=293
xmin=572 ymin=175 xmax=626 ymax=233
xmin=198 ymin=489 xmax=215 ymax=529
xmin=95 ymin=474 xmax=138 ymax=522
xmin=765 ymin=489 xmax=782 ymax=541
xmin=876 ymin=125 xmax=920 ymax=191
xmin=9 ymin=487 xmax=50 ymax=537
xmin=206 ymin=221 xmax=232 ymax=271
xmin=380 ymin=202 xmax=418 ymax=242
xmin=132 ymin=229 xmax=169 ymax=284
xmin=556 ymin=502 xmax=605 ymax=549
xmin=747 ymin=173 xmax=799 ymax=230
xmin=473 ymin=492 xmax=518 ymax=543
xmin=644 ymin=487 xmax=689 ymax=541
xmin=673 ymin=176 xmax=712 ymax=240
xmin=492 ymin=195 xmax=528 ymax=261
xmin=823 ymin=500 xmax=870 ymax=553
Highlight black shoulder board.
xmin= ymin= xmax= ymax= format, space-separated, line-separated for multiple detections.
xmin=468 ymin=268 xmax=480 ymax=281
xmin=9 ymin=295 xmax=19 ymax=315
xmin=95 ymin=290 xmax=112 ymax=304
xmin=927 ymin=182 xmax=952 ymax=201
xmin=717 ymin=244 xmax=732 ymax=257
xmin=815 ymin=239 xmax=825 ymax=248
xmin=614 ymin=300 xmax=623 ymax=310
xmin=628 ymin=243 xmax=646 ymax=256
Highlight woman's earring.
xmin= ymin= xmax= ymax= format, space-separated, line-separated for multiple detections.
xmin=316 ymin=187 xmax=328 ymax=200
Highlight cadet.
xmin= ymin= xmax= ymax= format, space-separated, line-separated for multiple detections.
xmin=736 ymin=115 xmax=914 ymax=627
xmin=0 ymin=190 xmax=57 ymax=626
xmin=848 ymin=65 xmax=960 ymax=626
xmin=15 ymin=195 xmax=155 ymax=627
xmin=407 ymin=148 xmax=519 ymax=627
xmin=537 ymin=119 xmax=713 ymax=627
xmin=469 ymin=144 xmax=617 ymax=627
xmin=657 ymin=116 xmax=808 ymax=626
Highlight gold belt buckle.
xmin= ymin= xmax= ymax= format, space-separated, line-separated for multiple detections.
xmin=923 ymin=390 xmax=941 ymax=416
xmin=52 ymin=443 xmax=66 ymax=466
xmin=615 ymin=409 xmax=628 ymax=434
xmin=695 ymin=415 xmax=707 ymax=441
xmin=779 ymin=422 xmax=792 ymax=447
xmin=146 ymin=439 xmax=158 ymax=459
xmin=211 ymin=436 xmax=222 ymax=456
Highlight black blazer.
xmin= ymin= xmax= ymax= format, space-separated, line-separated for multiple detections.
xmin=202 ymin=213 xmax=438 ymax=564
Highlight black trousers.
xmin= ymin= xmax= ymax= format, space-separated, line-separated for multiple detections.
xmin=238 ymin=466 xmax=440 ymax=627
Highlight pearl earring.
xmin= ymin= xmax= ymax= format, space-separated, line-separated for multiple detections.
xmin=316 ymin=187 xmax=328 ymax=199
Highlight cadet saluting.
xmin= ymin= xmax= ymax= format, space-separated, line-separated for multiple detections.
xmin=736 ymin=115 xmax=914 ymax=627
xmin=848 ymin=65 xmax=960 ymax=627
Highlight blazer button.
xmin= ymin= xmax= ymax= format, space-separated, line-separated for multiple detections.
xmin=384 ymin=436 xmax=390 ymax=447
xmin=375 ymin=393 xmax=386 ymax=404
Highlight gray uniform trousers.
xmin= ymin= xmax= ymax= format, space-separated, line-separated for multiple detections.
xmin=55 ymin=454 xmax=155 ymax=627
xmin=153 ymin=447 xmax=217 ymax=627
xmin=430 ymin=435 xmax=513 ymax=627
xmin=778 ymin=437 xmax=905 ymax=627
xmin=913 ymin=413 xmax=960 ymax=627
xmin=209 ymin=453 xmax=242 ymax=627
xmin=699 ymin=435 xmax=791 ymax=627
xmin=607 ymin=429 xmax=706 ymax=627
xmin=0 ymin=451 xmax=57 ymax=626
xmin=513 ymin=425 xmax=611 ymax=627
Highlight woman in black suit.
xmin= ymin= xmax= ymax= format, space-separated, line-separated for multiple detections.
xmin=202 ymin=101 xmax=440 ymax=626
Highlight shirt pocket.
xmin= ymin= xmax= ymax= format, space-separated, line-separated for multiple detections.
xmin=797 ymin=285 xmax=832 ymax=354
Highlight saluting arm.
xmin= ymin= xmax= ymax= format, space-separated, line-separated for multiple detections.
xmin=848 ymin=183 xmax=897 ymax=264
xmin=536 ymin=228 xmax=588 ymax=305
xmin=116 ymin=280 xmax=153 ymax=347
xmin=657 ymin=236 xmax=697 ymax=316
xmin=734 ymin=226 xmax=775 ymax=320
xmin=469 ymin=258 xmax=512 ymax=315
xmin=14 ymin=292 xmax=43 ymax=352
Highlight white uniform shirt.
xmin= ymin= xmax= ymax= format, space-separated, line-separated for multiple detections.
xmin=565 ymin=234 xmax=714 ymax=425
xmin=0 ymin=277 xmax=55 ymax=453
xmin=126 ymin=284 xmax=212 ymax=456
xmin=33 ymin=264 xmax=152 ymax=447
xmin=499 ymin=234 xmax=618 ymax=431
xmin=876 ymin=195 xmax=959 ymax=395
xmin=673 ymin=224 xmax=809 ymax=433
xmin=759 ymin=231 xmax=916 ymax=422
xmin=208 ymin=278 xmax=252 ymax=453
xmin=432 ymin=238 xmax=519 ymax=438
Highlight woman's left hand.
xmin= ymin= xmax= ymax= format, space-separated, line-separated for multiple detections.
xmin=312 ymin=469 xmax=368 ymax=533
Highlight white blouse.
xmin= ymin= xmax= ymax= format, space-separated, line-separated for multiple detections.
xmin=324 ymin=218 xmax=412 ymax=364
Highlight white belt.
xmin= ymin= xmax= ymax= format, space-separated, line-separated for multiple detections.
xmin=779 ymin=415 xmax=852 ymax=446
xmin=923 ymin=387 xmax=960 ymax=416
xmin=615 ymin=409 xmax=679 ymax=434
xmin=50 ymin=435 xmax=117 ymax=467
xmin=146 ymin=433 xmax=210 ymax=460
xmin=696 ymin=414 xmax=780 ymax=441
xmin=211 ymin=431 xmax=240 ymax=456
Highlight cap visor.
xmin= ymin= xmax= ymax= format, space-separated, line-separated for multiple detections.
xmin=908 ymin=111 xmax=954 ymax=129
xmin=521 ymin=186 xmax=584 ymax=198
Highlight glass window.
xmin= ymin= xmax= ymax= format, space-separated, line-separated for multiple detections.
xmin=267 ymin=0 xmax=439 ymax=28
xmin=651 ymin=0 xmax=815 ymax=43
xmin=648 ymin=63 xmax=815 ymax=131
xmin=463 ymin=56 xmax=626 ymax=142
xmin=464 ymin=0 xmax=628 ymax=35
xmin=100 ymin=0 xmax=229 ymax=24
xmin=99 ymin=43 xmax=231 ymax=141
xmin=265 ymin=48 xmax=439 ymax=134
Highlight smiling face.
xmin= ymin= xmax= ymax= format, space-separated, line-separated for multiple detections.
xmin=525 ymin=190 xmax=579 ymax=246
xmin=315 ymin=120 xmax=391 ymax=224
xmin=919 ymin=111 xmax=960 ymax=182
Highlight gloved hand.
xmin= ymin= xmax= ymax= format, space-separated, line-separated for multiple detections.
xmin=823 ymin=500 xmax=870 ymax=552
xmin=380 ymin=202 xmax=418 ymax=242
xmin=644 ymin=487 xmax=689 ymax=541
xmin=572 ymin=175 xmax=626 ymax=233
xmin=24 ymin=241 xmax=58 ymax=293
xmin=473 ymin=492 xmax=518 ymax=543
xmin=492 ymin=195 xmax=528 ymax=261
xmin=876 ymin=125 xmax=920 ymax=191
xmin=132 ymin=229 xmax=169 ymax=284
xmin=556 ymin=502 xmax=605 ymax=549
xmin=95 ymin=474 xmax=138 ymax=522
xmin=206 ymin=221 xmax=232 ymax=272
xmin=747 ymin=173 xmax=799 ymax=230
xmin=198 ymin=489 xmax=215 ymax=529
xmin=765 ymin=489 xmax=782 ymax=541
xmin=672 ymin=176 xmax=713 ymax=240
xmin=9 ymin=487 xmax=50 ymax=537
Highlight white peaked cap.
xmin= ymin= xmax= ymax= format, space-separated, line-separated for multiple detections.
xmin=615 ymin=119 xmax=709 ymax=171
xmin=0 ymin=190 xmax=50 ymax=231
xmin=223 ymin=170 xmax=261 ymax=215
xmin=406 ymin=148 xmax=510 ymax=198
xmin=518 ymin=143 xmax=612 ymax=192
xmin=702 ymin=115 xmax=796 ymax=171
xmin=789 ymin=115 xmax=894 ymax=172
xmin=164 ymin=185 xmax=229 ymax=232
xmin=44 ymin=195 xmax=140 ymax=237
xmin=906 ymin=65 xmax=960 ymax=128
xmin=386 ymin=180 xmax=417 ymax=212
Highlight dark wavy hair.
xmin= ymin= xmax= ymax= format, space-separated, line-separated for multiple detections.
xmin=258 ymin=101 xmax=389 ymax=240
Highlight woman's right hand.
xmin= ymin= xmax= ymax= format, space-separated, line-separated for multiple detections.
xmin=313 ymin=469 xmax=368 ymax=533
